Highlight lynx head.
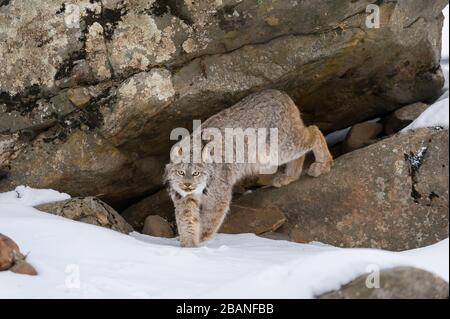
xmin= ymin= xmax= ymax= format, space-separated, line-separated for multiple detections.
xmin=164 ymin=162 xmax=210 ymax=197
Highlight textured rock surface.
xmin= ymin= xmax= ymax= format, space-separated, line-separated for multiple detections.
xmin=319 ymin=267 xmax=449 ymax=299
xmin=0 ymin=233 xmax=37 ymax=276
xmin=36 ymin=197 xmax=133 ymax=234
xmin=0 ymin=0 xmax=447 ymax=204
xmin=232 ymin=128 xmax=449 ymax=250
xmin=0 ymin=233 xmax=20 ymax=271
xmin=343 ymin=122 xmax=383 ymax=153
xmin=221 ymin=205 xmax=286 ymax=235
xmin=142 ymin=215 xmax=174 ymax=238
xmin=383 ymin=102 xmax=430 ymax=135
xmin=121 ymin=189 xmax=174 ymax=231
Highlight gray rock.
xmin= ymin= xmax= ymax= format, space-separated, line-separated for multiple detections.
xmin=343 ymin=122 xmax=383 ymax=153
xmin=383 ymin=102 xmax=429 ymax=135
xmin=319 ymin=267 xmax=449 ymax=299
xmin=36 ymin=197 xmax=133 ymax=234
xmin=221 ymin=205 xmax=287 ymax=235
xmin=232 ymin=128 xmax=449 ymax=251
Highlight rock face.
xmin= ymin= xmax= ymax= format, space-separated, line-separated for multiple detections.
xmin=0 ymin=233 xmax=38 ymax=276
xmin=221 ymin=205 xmax=286 ymax=235
xmin=232 ymin=128 xmax=449 ymax=251
xmin=319 ymin=267 xmax=449 ymax=299
xmin=36 ymin=197 xmax=133 ymax=234
xmin=0 ymin=0 xmax=447 ymax=205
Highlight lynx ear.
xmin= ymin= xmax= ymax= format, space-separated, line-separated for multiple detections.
xmin=170 ymin=143 xmax=189 ymax=163
xmin=202 ymin=147 xmax=213 ymax=163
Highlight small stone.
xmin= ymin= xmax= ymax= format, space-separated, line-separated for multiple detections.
xmin=10 ymin=260 xmax=38 ymax=276
xmin=383 ymin=102 xmax=429 ymax=135
xmin=0 ymin=233 xmax=21 ymax=271
xmin=67 ymin=87 xmax=91 ymax=108
xmin=343 ymin=122 xmax=383 ymax=153
xmin=122 ymin=189 xmax=175 ymax=231
xmin=0 ymin=233 xmax=37 ymax=276
xmin=142 ymin=215 xmax=174 ymax=238
xmin=259 ymin=232 xmax=291 ymax=241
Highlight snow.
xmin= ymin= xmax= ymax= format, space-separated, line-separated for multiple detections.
xmin=401 ymin=5 xmax=449 ymax=132
xmin=442 ymin=5 xmax=449 ymax=62
xmin=0 ymin=186 xmax=70 ymax=206
xmin=0 ymin=5 xmax=448 ymax=301
xmin=0 ymin=187 xmax=448 ymax=299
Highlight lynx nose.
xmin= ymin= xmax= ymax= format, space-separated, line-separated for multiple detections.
xmin=184 ymin=182 xmax=192 ymax=188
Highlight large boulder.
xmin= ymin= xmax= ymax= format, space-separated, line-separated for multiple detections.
xmin=0 ymin=0 xmax=447 ymax=204
xmin=232 ymin=128 xmax=449 ymax=251
xmin=319 ymin=267 xmax=449 ymax=299
xmin=36 ymin=197 xmax=133 ymax=234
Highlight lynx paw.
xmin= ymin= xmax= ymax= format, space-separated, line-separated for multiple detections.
xmin=179 ymin=236 xmax=199 ymax=248
xmin=201 ymin=232 xmax=214 ymax=242
xmin=307 ymin=161 xmax=332 ymax=177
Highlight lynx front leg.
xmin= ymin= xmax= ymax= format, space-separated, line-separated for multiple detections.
xmin=200 ymin=194 xmax=232 ymax=242
xmin=174 ymin=196 xmax=201 ymax=247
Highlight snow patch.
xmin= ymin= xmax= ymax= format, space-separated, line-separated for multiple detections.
xmin=0 ymin=186 xmax=70 ymax=207
xmin=0 ymin=187 xmax=448 ymax=299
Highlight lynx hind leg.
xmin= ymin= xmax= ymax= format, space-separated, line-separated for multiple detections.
xmin=304 ymin=125 xmax=333 ymax=177
xmin=175 ymin=196 xmax=201 ymax=247
xmin=270 ymin=155 xmax=305 ymax=188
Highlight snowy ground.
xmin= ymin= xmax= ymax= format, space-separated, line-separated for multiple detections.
xmin=0 ymin=6 xmax=449 ymax=300
xmin=0 ymin=187 xmax=448 ymax=299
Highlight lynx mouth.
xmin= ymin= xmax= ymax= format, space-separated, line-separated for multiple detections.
xmin=181 ymin=186 xmax=195 ymax=192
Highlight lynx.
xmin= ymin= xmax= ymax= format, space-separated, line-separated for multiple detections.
xmin=164 ymin=90 xmax=333 ymax=247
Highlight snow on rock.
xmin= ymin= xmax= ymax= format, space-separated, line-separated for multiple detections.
xmin=402 ymin=64 xmax=449 ymax=132
xmin=402 ymin=99 xmax=449 ymax=131
xmin=442 ymin=5 xmax=449 ymax=61
xmin=0 ymin=186 xmax=70 ymax=207
xmin=0 ymin=187 xmax=448 ymax=298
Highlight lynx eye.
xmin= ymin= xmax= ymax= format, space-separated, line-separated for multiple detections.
xmin=177 ymin=170 xmax=185 ymax=176
xmin=192 ymin=171 xmax=200 ymax=176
